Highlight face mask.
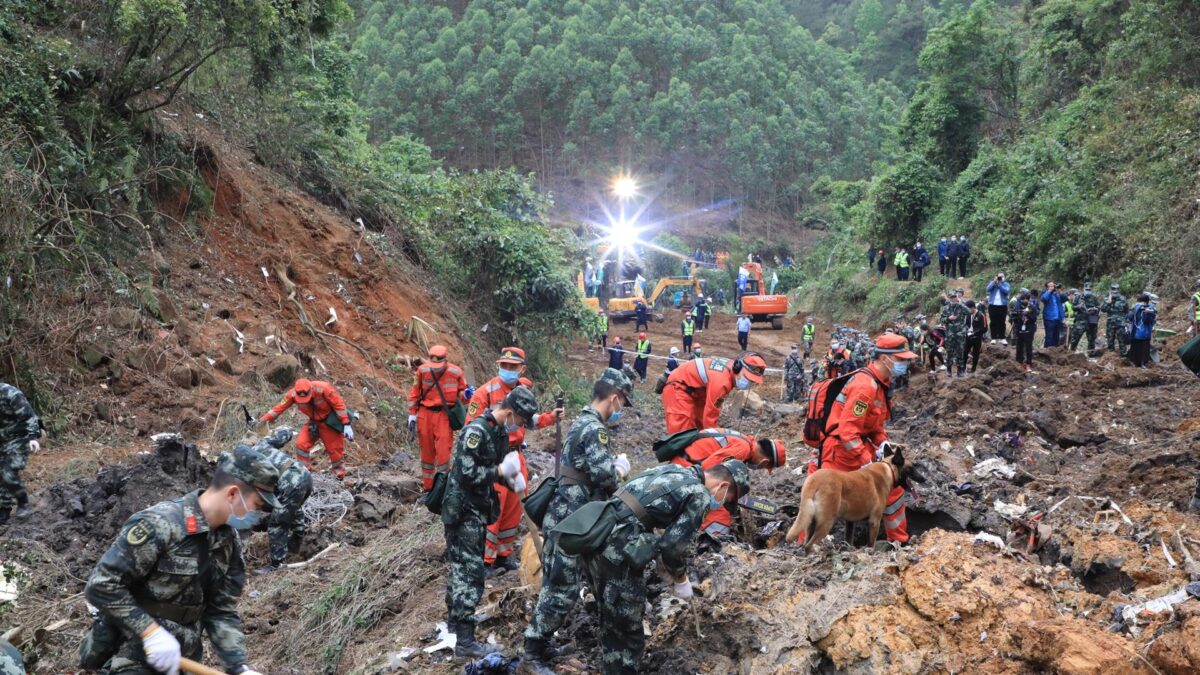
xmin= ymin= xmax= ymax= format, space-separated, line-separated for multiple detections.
xmin=227 ymin=490 xmax=262 ymax=530
xmin=504 ymin=421 xmax=521 ymax=433
xmin=890 ymin=360 xmax=909 ymax=378
xmin=735 ymin=375 xmax=751 ymax=390
xmin=709 ymin=485 xmax=729 ymax=511
xmin=498 ymin=367 xmax=520 ymax=385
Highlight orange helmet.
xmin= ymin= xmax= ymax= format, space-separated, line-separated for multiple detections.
xmin=737 ymin=352 xmax=767 ymax=383
xmin=293 ymin=378 xmax=313 ymax=402
xmin=428 ymin=344 xmax=449 ymax=362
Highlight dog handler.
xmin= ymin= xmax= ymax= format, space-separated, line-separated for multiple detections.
xmin=814 ymin=333 xmax=916 ymax=543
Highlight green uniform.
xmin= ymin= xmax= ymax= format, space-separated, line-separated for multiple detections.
xmin=0 ymin=382 xmax=40 ymax=514
xmin=525 ymin=407 xmax=621 ymax=644
xmin=81 ymin=491 xmax=252 ymax=673
xmin=1071 ymin=292 xmax=1102 ymax=352
xmin=579 ymin=465 xmax=712 ymax=675
xmin=940 ymin=301 xmax=970 ymax=375
xmin=442 ymin=413 xmax=507 ymax=624
xmin=784 ymin=353 xmax=806 ymax=402
xmin=1101 ymin=292 xmax=1130 ymax=354
xmin=248 ymin=432 xmax=312 ymax=565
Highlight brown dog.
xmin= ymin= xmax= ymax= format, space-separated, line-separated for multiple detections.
xmin=786 ymin=447 xmax=906 ymax=552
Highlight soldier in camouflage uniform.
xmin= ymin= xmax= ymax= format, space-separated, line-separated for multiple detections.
xmin=442 ymin=386 xmax=539 ymax=659
xmin=81 ymin=445 xmax=280 ymax=675
xmin=784 ymin=345 xmax=806 ymax=402
xmin=564 ymin=460 xmax=751 ymax=675
xmin=0 ymin=641 xmax=23 ymax=675
xmin=1101 ymin=283 xmax=1129 ymax=355
xmin=940 ymin=290 xmax=970 ymax=378
xmin=0 ymin=382 xmax=41 ymax=523
xmin=520 ymin=370 xmax=632 ymax=674
xmin=1070 ymin=284 xmax=1102 ymax=353
xmin=243 ymin=428 xmax=312 ymax=573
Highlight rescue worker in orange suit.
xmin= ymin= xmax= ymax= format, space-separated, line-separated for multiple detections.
xmin=407 ymin=345 xmax=473 ymax=491
xmin=260 ymin=378 xmax=353 ymax=480
xmin=661 ymin=352 xmax=767 ymax=433
xmin=807 ymin=334 xmax=916 ymax=543
xmin=465 ymin=347 xmax=564 ymax=573
xmin=669 ymin=430 xmax=786 ymax=538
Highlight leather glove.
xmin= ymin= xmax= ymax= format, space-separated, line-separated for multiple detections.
xmin=673 ymin=578 xmax=694 ymax=599
xmin=612 ymin=453 xmax=631 ymax=479
xmin=343 ymin=426 xmax=355 ymax=442
xmin=141 ymin=625 xmax=181 ymax=675
xmin=407 ymin=415 xmax=417 ymax=432
xmin=511 ymin=474 xmax=527 ymax=494
xmin=463 ymin=386 xmax=475 ymax=401
xmin=499 ymin=451 xmax=521 ymax=479
xmin=28 ymin=440 xmax=39 ymax=453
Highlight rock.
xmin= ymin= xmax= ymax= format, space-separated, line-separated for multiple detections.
xmin=170 ymin=365 xmax=196 ymax=389
xmin=260 ymin=354 xmax=301 ymax=391
xmin=81 ymin=346 xmax=108 ymax=369
xmin=94 ymin=401 xmax=115 ymax=423
xmin=969 ymin=388 xmax=995 ymax=405
xmin=153 ymin=290 xmax=178 ymax=323
xmin=108 ymin=307 xmax=141 ymax=330
xmin=355 ymin=493 xmax=396 ymax=526
xmin=125 ymin=346 xmax=166 ymax=373
xmin=214 ymin=358 xmax=238 ymax=376
xmin=361 ymin=474 xmax=423 ymax=504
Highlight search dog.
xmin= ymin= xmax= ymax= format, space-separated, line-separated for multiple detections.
xmin=786 ymin=446 xmax=909 ymax=552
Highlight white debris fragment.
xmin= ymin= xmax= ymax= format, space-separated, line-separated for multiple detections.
xmin=325 ymin=307 xmax=338 ymax=327
xmin=973 ymin=457 xmax=1016 ymax=479
xmin=422 ymin=622 xmax=456 ymax=653
xmin=261 ymin=266 xmax=269 ymax=278
xmin=993 ymin=501 xmax=1027 ymax=519
xmin=972 ymin=532 xmax=1007 ymax=551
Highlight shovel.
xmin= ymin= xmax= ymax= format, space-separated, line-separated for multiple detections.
xmin=181 ymin=657 xmax=227 ymax=675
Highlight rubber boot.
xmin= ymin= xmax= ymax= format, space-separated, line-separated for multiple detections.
xmin=453 ymin=621 xmax=500 ymax=659
xmin=517 ymin=638 xmax=557 ymax=675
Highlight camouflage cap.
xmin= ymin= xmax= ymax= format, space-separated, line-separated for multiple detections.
xmin=503 ymin=385 xmax=539 ymax=420
xmin=266 ymin=427 xmax=293 ymax=449
xmin=598 ymin=367 xmax=634 ymax=405
xmin=1110 ymin=283 xmax=1120 ymax=290
xmin=719 ymin=459 xmax=751 ymax=502
xmin=219 ymin=445 xmax=282 ymax=511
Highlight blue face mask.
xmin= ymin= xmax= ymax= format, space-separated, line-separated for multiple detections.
xmin=504 ymin=422 xmax=521 ymax=433
xmin=735 ymin=375 xmax=751 ymax=390
xmin=608 ymin=409 xmax=623 ymax=425
xmin=498 ymin=367 xmax=520 ymax=385
xmin=708 ymin=485 xmax=729 ymax=511
xmin=890 ymin=360 xmax=909 ymax=378
xmin=227 ymin=491 xmax=263 ymax=530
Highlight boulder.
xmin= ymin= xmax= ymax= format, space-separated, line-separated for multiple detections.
xmin=260 ymin=354 xmax=301 ymax=391
xmin=153 ymin=289 xmax=178 ymax=323
xmin=108 ymin=307 xmax=141 ymax=330
xmin=81 ymin=346 xmax=108 ymax=369
xmin=354 ymin=493 xmax=396 ymax=527
xmin=170 ymin=365 xmax=197 ymax=389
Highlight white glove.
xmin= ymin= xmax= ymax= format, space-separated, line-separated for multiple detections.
xmin=673 ymin=578 xmax=694 ymax=599
xmin=343 ymin=425 xmax=355 ymax=441
xmin=511 ymin=474 xmax=527 ymax=494
xmin=499 ymin=451 xmax=521 ymax=479
xmin=141 ymin=625 xmax=181 ymax=675
xmin=612 ymin=453 xmax=631 ymax=479
xmin=407 ymin=415 xmax=417 ymax=432
xmin=241 ymin=671 xmax=265 ymax=675
xmin=28 ymin=440 xmax=39 ymax=453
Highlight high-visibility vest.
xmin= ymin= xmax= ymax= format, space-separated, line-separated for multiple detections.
xmin=894 ymin=251 xmax=909 ymax=268
xmin=1064 ymin=301 xmax=1075 ymax=322
xmin=637 ymin=339 xmax=650 ymax=357
xmin=802 ymin=324 xmax=815 ymax=340
xmin=1193 ymin=292 xmax=1200 ymax=320
xmin=599 ymin=316 xmax=608 ymax=332
xmin=682 ymin=320 xmax=695 ymax=336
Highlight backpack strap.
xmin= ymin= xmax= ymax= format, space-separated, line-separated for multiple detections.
xmin=615 ymin=482 xmax=677 ymax=529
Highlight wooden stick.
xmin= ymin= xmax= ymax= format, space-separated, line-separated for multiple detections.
xmin=284 ymin=542 xmax=340 ymax=570
xmin=181 ymin=657 xmax=226 ymax=675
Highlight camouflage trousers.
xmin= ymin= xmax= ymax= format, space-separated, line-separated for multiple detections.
xmin=945 ymin=334 xmax=966 ymax=374
xmin=1106 ymin=321 xmax=1128 ymax=355
xmin=444 ymin=511 xmax=488 ymax=623
xmin=1070 ymin=321 xmax=1097 ymax=352
xmin=268 ymin=469 xmax=312 ymax=564
xmin=79 ymin=617 xmax=203 ymax=673
xmin=582 ymin=533 xmax=649 ymax=675
xmin=784 ymin=375 xmax=805 ymax=403
xmin=0 ymin=445 xmax=28 ymax=510
xmin=524 ymin=535 xmax=584 ymax=642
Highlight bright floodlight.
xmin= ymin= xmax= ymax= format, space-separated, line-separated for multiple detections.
xmin=612 ymin=174 xmax=638 ymax=200
xmin=610 ymin=218 xmax=638 ymax=249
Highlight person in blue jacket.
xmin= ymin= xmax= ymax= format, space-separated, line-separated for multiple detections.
xmin=985 ymin=273 xmax=1011 ymax=343
xmin=1040 ymin=282 xmax=1067 ymax=348
xmin=912 ymin=242 xmax=931 ymax=283
xmin=958 ymin=236 xmax=971 ymax=278
xmin=937 ymin=236 xmax=949 ymax=276
xmin=1127 ymin=292 xmax=1157 ymax=367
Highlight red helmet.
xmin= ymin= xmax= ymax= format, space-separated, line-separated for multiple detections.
xmin=737 ymin=352 xmax=767 ymax=383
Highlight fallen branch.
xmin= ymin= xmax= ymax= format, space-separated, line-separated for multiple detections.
xmin=285 ymin=542 xmax=341 ymax=570
xmin=274 ymin=266 xmax=376 ymax=377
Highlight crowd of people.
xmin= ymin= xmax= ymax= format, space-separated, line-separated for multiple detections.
xmin=869 ymin=235 xmax=972 ymax=281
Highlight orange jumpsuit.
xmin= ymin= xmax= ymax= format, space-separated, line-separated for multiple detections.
xmin=465 ymin=376 xmax=555 ymax=563
xmin=263 ymin=381 xmax=350 ymax=479
xmin=408 ymin=362 xmax=469 ymax=490
xmin=809 ymin=362 xmax=907 ymax=542
xmin=670 ymin=429 xmax=755 ymax=536
xmin=661 ymin=357 xmax=737 ymax=433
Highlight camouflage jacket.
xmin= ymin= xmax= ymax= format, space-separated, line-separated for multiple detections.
xmin=249 ymin=438 xmax=310 ymax=497
xmin=1074 ymin=293 xmax=1102 ymax=324
xmin=442 ymin=413 xmax=506 ymax=525
xmin=940 ymin=302 xmax=970 ymax=338
xmin=784 ymin=354 xmax=805 ymax=380
xmin=84 ymin=490 xmax=247 ymax=669
xmin=0 ymin=383 xmax=39 ymax=454
xmin=604 ymin=464 xmax=710 ymax=579
xmin=545 ymin=407 xmax=620 ymax=531
xmin=1101 ymin=293 xmax=1128 ymax=324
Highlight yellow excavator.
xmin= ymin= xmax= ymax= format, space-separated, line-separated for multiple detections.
xmin=575 ymin=271 xmax=601 ymax=313
xmin=606 ymin=273 xmax=703 ymax=321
